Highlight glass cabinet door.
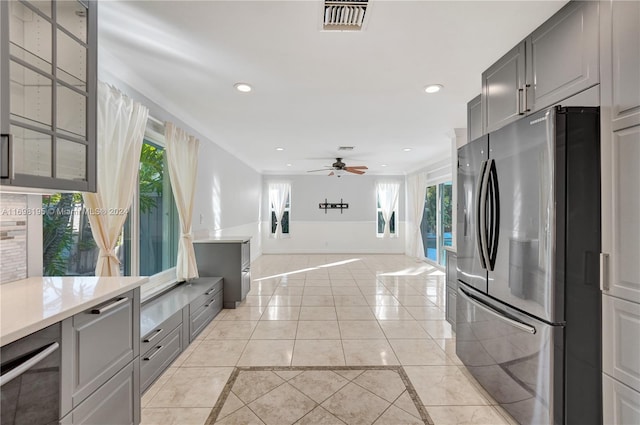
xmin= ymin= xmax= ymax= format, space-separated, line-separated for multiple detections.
xmin=1 ymin=0 xmax=95 ymax=191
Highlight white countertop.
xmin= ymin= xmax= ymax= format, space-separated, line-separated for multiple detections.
xmin=0 ymin=276 xmax=148 ymax=346
xmin=193 ymin=236 xmax=251 ymax=243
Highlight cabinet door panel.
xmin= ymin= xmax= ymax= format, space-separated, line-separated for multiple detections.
xmin=603 ymin=373 xmax=640 ymax=425
xmin=527 ymin=0 xmax=599 ymax=112
xmin=604 ymin=126 xmax=640 ymax=303
xmin=467 ymin=95 xmax=482 ymax=141
xmin=603 ymin=294 xmax=640 ymax=392
xmin=609 ymin=0 xmax=640 ymax=130
xmin=482 ymin=41 xmax=526 ymax=133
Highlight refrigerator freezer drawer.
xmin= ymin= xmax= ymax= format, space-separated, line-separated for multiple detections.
xmin=456 ymin=284 xmax=563 ymax=425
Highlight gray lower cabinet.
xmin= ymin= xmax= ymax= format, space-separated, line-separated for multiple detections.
xmin=482 ymin=1 xmax=599 ymax=133
xmin=467 ymin=94 xmax=482 ymax=141
xmin=194 ymin=239 xmax=251 ymax=309
xmin=139 ymin=277 xmax=223 ymax=393
xmin=60 ymin=288 xmax=141 ymax=424
xmin=141 ymin=325 xmax=181 ymax=392
xmin=445 ymin=250 xmax=457 ymax=331
xmin=60 ymin=361 xmax=139 ymax=425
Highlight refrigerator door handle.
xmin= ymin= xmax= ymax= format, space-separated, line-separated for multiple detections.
xmin=487 ymin=159 xmax=500 ymax=271
xmin=458 ymin=287 xmax=536 ymax=334
xmin=477 ymin=160 xmax=491 ymax=270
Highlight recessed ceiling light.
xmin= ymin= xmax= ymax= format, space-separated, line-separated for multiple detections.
xmin=381 ymin=164 xmax=388 ymax=167
xmin=234 ymin=82 xmax=252 ymax=93
xmin=403 ymin=148 xmax=412 ymax=152
xmin=424 ymin=84 xmax=443 ymax=94
xmin=286 ymin=163 xmax=292 ymax=167
xmin=275 ymin=147 xmax=285 ymax=151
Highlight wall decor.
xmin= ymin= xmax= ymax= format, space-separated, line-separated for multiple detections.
xmin=319 ymin=198 xmax=349 ymax=214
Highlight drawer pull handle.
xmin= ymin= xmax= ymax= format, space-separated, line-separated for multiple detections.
xmin=205 ymin=297 xmax=216 ymax=308
xmin=143 ymin=328 xmax=163 ymax=343
xmin=143 ymin=345 xmax=163 ymax=361
xmin=91 ymin=297 xmax=128 ymax=314
xmin=205 ymin=289 xmax=215 ymax=295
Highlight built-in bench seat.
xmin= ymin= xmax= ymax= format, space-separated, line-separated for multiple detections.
xmin=139 ymin=277 xmax=223 ymax=392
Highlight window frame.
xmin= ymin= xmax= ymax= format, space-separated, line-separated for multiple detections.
xmin=269 ymin=188 xmax=291 ymax=237
xmin=40 ymin=119 xmax=181 ymax=295
xmin=376 ymin=186 xmax=398 ymax=238
xmin=420 ymin=179 xmax=453 ymax=265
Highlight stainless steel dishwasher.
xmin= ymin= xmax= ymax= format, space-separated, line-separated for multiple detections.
xmin=1 ymin=323 xmax=61 ymax=425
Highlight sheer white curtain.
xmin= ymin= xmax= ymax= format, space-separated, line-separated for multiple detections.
xmin=165 ymin=122 xmax=200 ymax=282
xmin=269 ymin=182 xmax=290 ymax=238
xmin=83 ymin=82 xmax=148 ymax=276
xmin=407 ymin=172 xmax=428 ymax=258
xmin=377 ymin=182 xmax=400 ymax=237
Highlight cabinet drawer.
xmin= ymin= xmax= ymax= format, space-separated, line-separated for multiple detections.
xmin=446 ymin=289 xmax=457 ymax=331
xmin=60 ymin=360 xmax=139 ymax=425
xmin=190 ymin=291 xmax=223 ymax=342
xmin=189 ymin=279 xmax=224 ymax=312
xmin=140 ymin=310 xmax=182 ymax=355
xmin=141 ymin=325 xmax=182 ymax=393
xmin=64 ymin=290 xmax=136 ymax=408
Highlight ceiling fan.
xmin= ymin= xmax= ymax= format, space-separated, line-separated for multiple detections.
xmin=307 ymin=158 xmax=368 ymax=176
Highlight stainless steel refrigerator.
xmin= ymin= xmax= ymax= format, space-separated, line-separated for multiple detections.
xmin=456 ymin=106 xmax=601 ymax=425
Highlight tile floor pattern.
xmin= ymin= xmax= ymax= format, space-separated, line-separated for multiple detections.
xmin=205 ymin=366 xmax=431 ymax=425
xmin=141 ymin=254 xmax=516 ymax=425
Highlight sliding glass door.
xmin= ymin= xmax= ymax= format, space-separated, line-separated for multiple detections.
xmin=420 ymin=181 xmax=452 ymax=265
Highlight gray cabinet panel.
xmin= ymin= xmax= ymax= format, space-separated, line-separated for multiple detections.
xmin=140 ymin=310 xmax=182 ymax=356
xmin=445 ymin=250 xmax=457 ymax=331
xmin=141 ymin=325 xmax=182 ymax=393
xmin=467 ymin=94 xmax=482 ymax=141
xmin=60 ymin=360 xmax=139 ymax=425
xmin=64 ymin=290 xmax=137 ymax=409
xmin=189 ymin=289 xmax=222 ymax=342
xmin=194 ymin=241 xmax=251 ymax=308
xmin=527 ymin=0 xmax=599 ymax=113
xmin=601 ymin=0 xmax=640 ymax=131
xmin=482 ymin=41 xmax=526 ymax=133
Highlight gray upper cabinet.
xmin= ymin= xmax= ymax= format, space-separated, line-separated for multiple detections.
xmin=481 ymin=1 xmax=600 ymax=134
xmin=527 ymin=0 xmax=599 ymax=113
xmin=467 ymin=94 xmax=482 ymax=141
xmin=601 ymin=0 xmax=640 ymax=131
xmin=482 ymin=41 xmax=526 ymax=133
xmin=0 ymin=0 xmax=97 ymax=192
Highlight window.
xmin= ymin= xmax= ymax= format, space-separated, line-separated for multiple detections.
xmin=420 ymin=181 xmax=452 ymax=265
xmin=42 ymin=135 xmax=180 ymax=277
xmin=376 ymin=182 xmax=400 ymax=237
xmin=138 ymin=141 xmax=179 ymax=275
xmin=269 ymin=183 xmax=291 ymax=236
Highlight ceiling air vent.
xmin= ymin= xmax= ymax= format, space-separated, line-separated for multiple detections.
xmin=323 ymin=0 xmax=368 ymax=31
xmin=338 ymin=146 xmax=355 ymax=151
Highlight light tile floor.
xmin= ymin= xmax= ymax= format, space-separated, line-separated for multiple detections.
xmin=141 ymin=254 xmax=515 ymax=425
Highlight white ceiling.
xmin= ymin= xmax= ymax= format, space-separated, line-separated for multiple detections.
xmin=98 ymin=0 xmax=568 ymax=175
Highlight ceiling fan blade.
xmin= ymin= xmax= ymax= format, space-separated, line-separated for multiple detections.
xmin=328 ymin=171 xmax=335 ymax=176
xmin=307 ymin=168 xmax=332 ymax=172
xmin=346 ymin=165 xmax=368 ymax=169
xmin=345 ymin=167 xmax=365 ymax=175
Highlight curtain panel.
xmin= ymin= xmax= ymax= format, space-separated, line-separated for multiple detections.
xmin=376 ymin=182 xmax=400 ymax=238
xmin=165 ymin=122 xmax=200 ymax=282
xmin=83 ymin=82 xmax=148 ymax=276
xmin=407 ymin=172 xmax=428 ymax=258
xmin=269 ymin=182 xmax=290 ymax=238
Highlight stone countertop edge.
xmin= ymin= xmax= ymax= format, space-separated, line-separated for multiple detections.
xmin=0 ymin=276 xmax=149 ymax=347
xmin=193 ymin=236 xmax=251 ymax=243
xmin=444 ymin=246 xmax=457 ymax=253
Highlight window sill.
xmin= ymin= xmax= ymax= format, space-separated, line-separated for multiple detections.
xmin=269 ymin=234 xmax=291 ymax=239
xmin=140 ymin=267 xmax=178 ymax=302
